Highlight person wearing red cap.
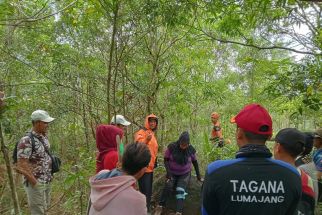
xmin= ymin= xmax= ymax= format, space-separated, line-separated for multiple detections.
xmin=210 ymin=112 xmax=224 ymax=147
xmin=202 ymin=103 xmax=302 ymax=215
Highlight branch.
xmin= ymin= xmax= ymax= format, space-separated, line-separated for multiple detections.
xmin=0 ymin=82 xmax=51 ymax=87
xmin=200 ymin=29 xmax=321 ymax=56
xmin=0 ymin=47 xmax=116 ymax=108
xmin=159 ymin=29 xmax=192 ymax=58
xmin=296 ymin=1 xmax=318 ymax=33
xmin=0 ymin=1 xmax=78 ymax=26
xmin=299 ymin=0 xmax=322 ymax=2
xmin=32 ymin=0 xmax=51 ymax=19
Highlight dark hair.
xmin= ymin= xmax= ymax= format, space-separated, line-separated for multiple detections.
xmin=148 ymin=117 xmax=157 ymax=121
xmin=280 ymin=141 xmax=304 ymax=158
xmin=122 ymin=142 xmax=151 ymax=175
xmin=302 ymin=132 xmax=314 ymax=156
xmin=148 ymin=117 xmax=158 ymax=125
xmin=244 ymin=131 xmax=270 ymax=144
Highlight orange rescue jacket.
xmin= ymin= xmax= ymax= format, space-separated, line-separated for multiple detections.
xmin=135 ymin=114 xmax=158 ymax=173
xmin=211 ymin=121 xmax=223 ymax=139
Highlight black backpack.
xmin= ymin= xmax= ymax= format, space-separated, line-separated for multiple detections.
xmin=12 ymin=132 xmax=36 ymax=164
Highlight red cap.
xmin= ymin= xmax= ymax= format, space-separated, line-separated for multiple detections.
xmin=230 ymin=103 xmax=272 ymax=135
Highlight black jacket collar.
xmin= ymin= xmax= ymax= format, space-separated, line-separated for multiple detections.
xmin=236 ymin=144 xmax=272 ymax=158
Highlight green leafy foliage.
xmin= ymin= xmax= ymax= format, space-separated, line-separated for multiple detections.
xmin=0 ymin=0 xmax=321 ymax=213
xmin=266 ymin=56 xmax=321 ymax=112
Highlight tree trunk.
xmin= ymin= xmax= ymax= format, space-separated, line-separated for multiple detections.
xmin=82 ymin=101 xmax=90 ymax=151
xmin=159 ymin=114 xmax=165 ymax=151
xmin=0 ymin=123 xmax=21 ymax=214
xmin=0 ymin=15 xmax=21 ymax=213
xmin=107 ymin=0 xmax=120 ymax=122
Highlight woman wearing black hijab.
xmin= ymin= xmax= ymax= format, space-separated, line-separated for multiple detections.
xmin=155 ymin=131 xmax=202 ymax=215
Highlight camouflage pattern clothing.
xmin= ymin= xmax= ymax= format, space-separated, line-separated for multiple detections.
xmin=17 ymin=130 xmax=53 ymax=183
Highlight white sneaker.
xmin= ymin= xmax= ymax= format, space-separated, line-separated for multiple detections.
xmin=154 ymin=205 xmax=163 ymax=215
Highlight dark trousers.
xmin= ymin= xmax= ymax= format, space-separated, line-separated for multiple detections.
xmin=138 ymin=172 xmax=153 ymax=211
xmin=159 ymin=172 xmax=190 ymax=213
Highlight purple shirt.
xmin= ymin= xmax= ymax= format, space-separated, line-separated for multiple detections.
xmin=165 ymin=148 xmax=196 ymax=175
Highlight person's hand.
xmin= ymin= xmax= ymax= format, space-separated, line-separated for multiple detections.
xmin=116 ymin=161 xmax=122 ymax=169
xmin=146 ymin=134 xmax=152 ymax=142
xmin=197 ymin=176 xmax=204 ymax=182
xmin=217 ymin=141 xmax=224 ymax=148
xmin=317 ymin=171 xmax=322 ymax=180
xmin=166 ymin=173 xmax=172 ymax=181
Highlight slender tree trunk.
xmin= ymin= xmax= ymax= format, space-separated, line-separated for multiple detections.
xmin=107 ymin=1 xmax=120 ymax=122
xmin=0 ymin=122 xmax=21 ymax=214
xmin=82 ymin=101 xmax=89 ymax=151
xmin=1 ymin=27 xmax=20 ymax=210
xmin=113 ymin=57 xmax=118 ymax=121
xmin=121 ymin=66 xmax=129 ymax=144
xmin=78 ymin=170 xmax=83 ymax=215
xmin=86 ymin=81 xmax=96 ymax=139
xmin=159 ymin=114 xmax=165 ymax=150
xmin=147 ymin=95 xmax=151 ymax=114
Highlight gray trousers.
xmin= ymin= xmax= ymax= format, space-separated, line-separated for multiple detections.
xmin=24 ymin=182 xmax=51 ymax=215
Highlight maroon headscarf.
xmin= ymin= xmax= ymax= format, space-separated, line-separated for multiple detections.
xmin=96 ymin=124 xmax=123 ymax=160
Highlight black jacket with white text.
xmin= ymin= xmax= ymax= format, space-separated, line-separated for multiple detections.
xmin=202 ymin=144 xmax=302 ymax=215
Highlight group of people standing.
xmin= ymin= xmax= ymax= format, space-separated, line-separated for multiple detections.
xmin=92 ymin=113 xmax=202 ymax=215
xmin=12 ymin=103 xmax=322 ymax=215
xmin=91 ymin=104 xmax=322 ymax=215
xmin=93 ymin=114 xmax=159 ymax=214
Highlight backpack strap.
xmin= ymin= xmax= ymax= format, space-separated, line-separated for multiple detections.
xmin=27 ymin=132 xmax=36 ymax=156
xmin=33 ymin=134 xmax=52 ymax=157
xmin=13 ymin=132 xmax=37 ymax=164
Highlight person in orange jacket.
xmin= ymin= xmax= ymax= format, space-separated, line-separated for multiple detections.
xmin=134 ymin=114 xmax=158 ymax=212
xmin=210 ymin=112 xmax=224 ymax=147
